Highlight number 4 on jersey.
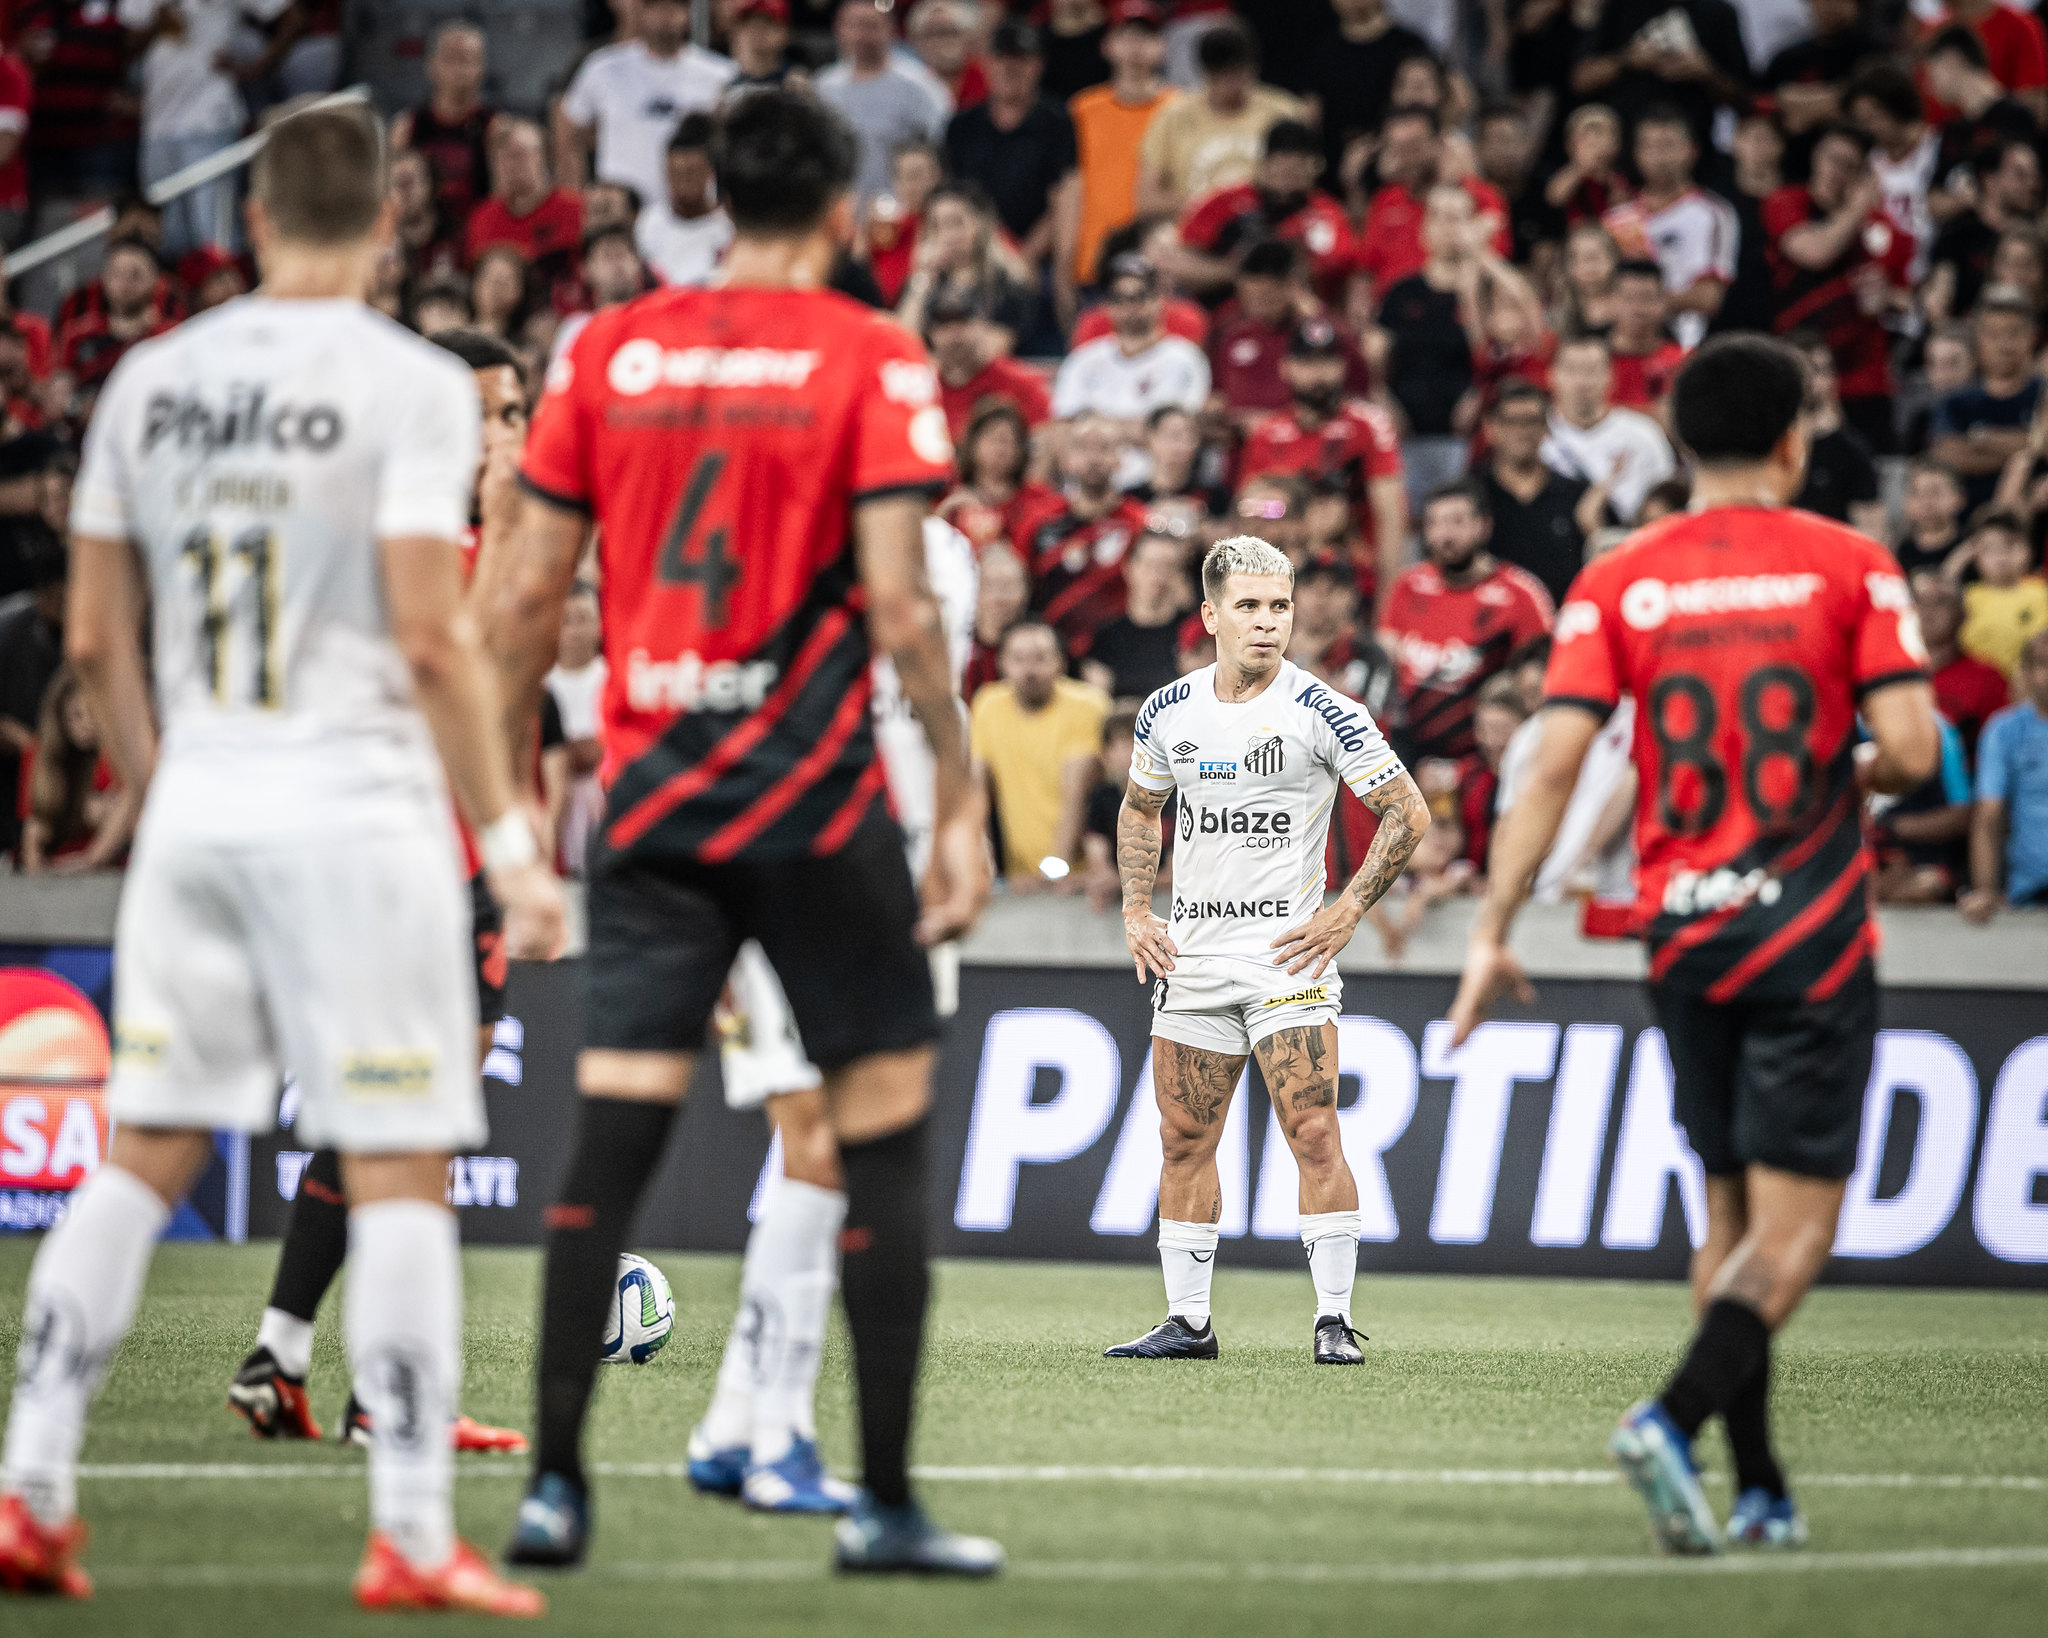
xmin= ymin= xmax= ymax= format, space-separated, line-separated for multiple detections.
xmin=657 ymin=450 xmax=739 ymax=627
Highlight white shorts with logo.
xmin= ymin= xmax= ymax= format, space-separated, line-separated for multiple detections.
xmin=1149 ymin=955 xmax=1342 ymax=1056
xmin=108 ymin=810 xmax=484 ymax=1154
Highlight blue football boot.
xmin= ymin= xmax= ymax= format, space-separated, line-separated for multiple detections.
xmin=741 ymin=1437 xmax=861 ymax=1514
xmin=1727 ymin=1487 xmax=1808 ymax=1549
xmin=1608 ymin=1400 xmax=1720 ymax=1555
xmin=833 ymin=1494 xmax=1005 ymax=1576
xmin=685 ymin=1424 xmax=749 ymax=1498
xmin=502 ymin=1471 xmax=590 ymax=1568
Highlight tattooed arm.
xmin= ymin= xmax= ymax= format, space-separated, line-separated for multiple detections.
xmin=1271 ymin=769 xmax=1432 ymax=978
xmin=1119 ymin=778 xmax=1179 ymax=982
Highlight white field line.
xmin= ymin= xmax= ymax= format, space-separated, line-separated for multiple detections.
xmin=73 ymin=1461 xmax=2048 ymax=1492
xmin=84 ymin=1544 xmax=2048 ymax=1591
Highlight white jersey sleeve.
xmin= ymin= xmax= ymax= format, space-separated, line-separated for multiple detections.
xmin=70 ymin=349 xmax=147 ymax=540
xmin=375 ymin=350 xmax=480 ymax=542
xmin=1129 ymin=676 xmax=1184 ymax=793
xmin=1291 ymin=670 xmax=1404 ymax=798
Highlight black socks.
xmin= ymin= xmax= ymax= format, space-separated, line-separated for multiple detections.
xmin=837 ymin=1117 xmax=932 ymax=1510
xmin=1659 ymin=1297 xmax=1772 ymax=1441
xmin=533 ymin=1097 xmax=680 ymax=1490
xmin=1723 ymin=1353 xmax=1788 ymax=1499
xmin=268 ymin=1147 xmax=349 ymax=1327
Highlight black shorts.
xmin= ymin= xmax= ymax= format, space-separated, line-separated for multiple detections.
xmin=583 ymin=809 xmax=937 ymax=1071
xmin=1650 ymin=962 xmax=1878 ymax=1181
xmin=470 ymin=874 xmax=507 ymax=1028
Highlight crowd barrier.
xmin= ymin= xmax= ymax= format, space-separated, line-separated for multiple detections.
xmin=3 ymin=884 xmax=2044 ymax=1287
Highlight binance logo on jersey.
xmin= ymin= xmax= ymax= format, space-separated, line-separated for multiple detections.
xmin=141 ymin=386 xmax=344 ymax=455
xmin=1172 ymin=897 xmax=1291 ymax=921
xmin=1244 ymin=735 xmax=1284 ymax=775
xmin=607 ymin=340 xmax=822 ymax=396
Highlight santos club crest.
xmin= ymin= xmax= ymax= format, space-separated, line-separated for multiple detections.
xmin=1244 ymin=736 xmax=1284 ymax=776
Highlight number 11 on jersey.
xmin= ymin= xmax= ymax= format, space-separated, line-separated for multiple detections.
xmin=182 ymin=525 xmax=283 ymax=707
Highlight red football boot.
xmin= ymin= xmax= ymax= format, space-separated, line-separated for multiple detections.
xmin=353 ymin=1533 xmax=546 ymax=1617
xmin=0 ymin=1493 xmax=91 ymax=1598
xmin=452 ymin=1415 xmax=528 ymax=1455
xmin=227 ymin=1346 xmax=322 ymax=1440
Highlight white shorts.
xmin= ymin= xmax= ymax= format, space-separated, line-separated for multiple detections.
xmin=108 ymin=817 xmax=484 ymax=1155
xmin=1149 ymin=957 xmax=1342 ymax=1057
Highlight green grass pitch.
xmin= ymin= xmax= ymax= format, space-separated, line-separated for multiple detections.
xmin=1 ymin=1241 xmax=2044 ymax=1636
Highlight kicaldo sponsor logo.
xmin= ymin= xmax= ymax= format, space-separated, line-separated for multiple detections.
xmin=1621 ymin=572 xmax=1826 ymax=631
xmin=608 ymin=340 xmax=823 ymax=396
xmin=627 ymin=649 xmax=780 ymax=712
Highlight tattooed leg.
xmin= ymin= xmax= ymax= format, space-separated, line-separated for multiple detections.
xmin=1153 ymin=1038 xmax=1244 ymax=1224
xmin=1255 ymin=1023 xmax=1358 ymax=1215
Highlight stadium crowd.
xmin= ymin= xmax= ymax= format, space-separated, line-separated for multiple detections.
xmin=1 ymin=0 xmax=2046 ymax=932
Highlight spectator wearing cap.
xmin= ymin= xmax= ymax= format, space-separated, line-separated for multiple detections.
xmin=1378 ymin=478 xmax=1554 ymax=764
xmin=899 ymin=179 xmax=1035 ymax=353
xmin=1964 ymin=630 xmax=2048 ymax=920
xmin=945 ymin=21 xmax=1078 ymax=285
xmin=634 ymin=113 xmax=732 ymax=287
xmin=818 ymin=0 xmax=952 ymax=203
xmin=1051 ymin=254 xmax=1210 ymax=459
xmin=1476 ymin=379 xmax=1611 ymax=609
xmin=1604 ymin=259 xmax=1686 ymax=415
xmin=1070 ymin=215 xmax=1212 ymax=347
xmin=58 ymin=238 xmax=168 ymax=391
xmin=1598 ymin=105 xmax=1737 ymax=350
xmin=1017 ymin=410 xmax=1153 ymax=655
xmin=1354 ymin=106 xmax=1511 ymax=300
xmin=1043 ymin=0 xmax=1112 ymax=103
xmin=467 ymin=118 xmax=585 ymax=279
xmin=1078 ymin=527 xmax=1191 ymax=700
xmin=392 ymin=22 xmax=499 ymax=228
xmin=1240 ymin=316 xmax=1406 ymax=611
xmin=1785 ymin=328 xmax=1885 ymax=535
xmin=724 ymin=0 xmax=801 ymax=97
xmin=970 ymin=618 xmax=1110 ymax=889
xmin=909 ymin=2 xmax=987 ymax=112
xmin=1065 ymin=4 xmax=1176 ymax=317
xmin=1763 ymin=121 xmax=1915 ymax=452
xmin=1539 ymin=334 xmax=1676 ymax=523
xmin=1301 ymin=0 xmax=1434 ymax=183
xmin=1176 ymin=119 xmax=1357 ymax=306
xmin=559 ymin=0 xmax=738 ymax=201
xmin=1207 ymin=239 xmax=1319 ymax=425
xmin=1136 ymin=17 xmax=1305 ymax=213
xmin=1929 ymin=284 xmax=2041 ymax=512
xmin=929 ymin=290 xmax=1053 ymax=442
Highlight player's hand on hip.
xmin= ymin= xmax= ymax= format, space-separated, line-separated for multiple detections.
xmin=1270 ymin=899 xmax=1362 ymax=978
xmin=917 ymin=810 xmax=992 ymax=946
xmin=1447 ymin=935 xmax=1535 ymax=1048
xmin=1123 ymin=902 xmax=1177 ymax=982
xmin=492 ymin=859 xmax=569 ymax=961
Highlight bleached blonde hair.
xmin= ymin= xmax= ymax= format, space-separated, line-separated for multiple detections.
xmin=1201 ymin=535 xmax=1295 ymax=606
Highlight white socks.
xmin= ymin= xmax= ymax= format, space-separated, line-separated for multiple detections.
xmin=346 ymin=1199 xmax=460 ymax=1572
xmin=747 ymin=1177 xmax=846 ymax=1464
xmin=1301 ymin=1211 xmax=1361 ymax=1324
xmin=699 ymin=1174 xmax=847 ymax=1465
xmin=1157 ymin=1219 xmax=1219 ymax=1329
xmin=257 ymin=1307 xmax=316 ymax=1380
xmin=2 ymin=1165 xmax=167 ymax=1525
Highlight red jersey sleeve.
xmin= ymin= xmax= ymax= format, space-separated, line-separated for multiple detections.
xmin=520 ymin=317 xmax=607 ymax=511
xmin=2001 ymin=10 xmax=2048 ymax=91
xmin=1179 ymin=186 xmax=1236 ymax=254
xmin=1357 ymin=405 xmax=1403 ymax=480
xmin=1847 ymin=541 xmax=1929 ymax=694
xmin=1503 ymin=565 xmax=1557 ymax=643
xmin=1544 ymin=570 xmax=1624 ymax=716
xmin=1760 ymin=185 xmax=1810 ymax=247
xmin=1015 ymin=364 xmax=1053 ymax=428
xmin=852 ymin=318 xmax=956 ymax=499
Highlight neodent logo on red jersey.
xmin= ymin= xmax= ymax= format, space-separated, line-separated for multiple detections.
xmin=1619 ymin=572 xmax=1827 ymax=631
xmin=606 ymin=340 xmax=824 ymax=396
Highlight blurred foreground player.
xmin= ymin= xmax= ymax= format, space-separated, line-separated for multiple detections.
xmin=489 ymin=91 xmax=1000 ymax=1575
xmin=1450 ymin=335 xmax=1940 ymax=1553
xmin=688 ymin=515 xmax=977 ymax=1516
xmin=1109 ymin=536 xmax=1431 ymax=1362
xmin=0 ymin=103 xmax=565 ymax=1613
xmin=225 ymin=328 xmax=537 ymax=1458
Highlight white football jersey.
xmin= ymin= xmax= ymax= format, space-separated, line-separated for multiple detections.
xmin=71 ymin=297 xmax=480 ymax=829
xmin=1130 ymin=660 xmax=1406 ymax=963
xmin=871 ymin=515 xmax=977 ymax=872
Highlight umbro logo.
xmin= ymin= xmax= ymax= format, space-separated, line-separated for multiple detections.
xmin=1172 ymin=740 xmax=1199 ymax=760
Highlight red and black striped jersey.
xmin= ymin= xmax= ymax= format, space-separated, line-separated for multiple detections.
xmin=1545 ymin=505 xmax=1927 ymax=1002
xmin=521 ymin=284 xmax=954 ymax=863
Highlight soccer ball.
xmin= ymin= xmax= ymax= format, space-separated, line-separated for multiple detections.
xmin=599 ymin=1253 xmax=675 ymax=1364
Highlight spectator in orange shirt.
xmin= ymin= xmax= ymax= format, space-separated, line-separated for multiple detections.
xmin=929 ymin=289 xmax=1053 ymax=442
xmin=1606 ymin=260 xmax=1685 ymax=415
xmin=465 ymin=118 xmax=584 ymax=278
xmin=1063 ymin=2 xmax=1174 ymax=313
xmin=1354 ymin=105 xmax=1510 ymax=299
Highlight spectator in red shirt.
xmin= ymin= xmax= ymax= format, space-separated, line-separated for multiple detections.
xmin=1544 ymin=103 xmax=1632 ymax=230
xmin=929 ymin=288 xmax=1053 ymax=441
xmin=1607 ymin=259 xmax=1685 ymax=413
xmin=951 ymin=397 xmax=1062 ymax=554
xmin=15 ymin=0 xmax=137 ymax=206
xmin=1176 ymin=119 xmax=1356 ymax=304
xmin=1206 ymin=238 xmax=1313 ymax=425
xmin=0 ymin=47 xmax=31 ymax=247
xmin=465 ymin=118 xmax=584 ymax=280
xmin=1071 ymin=215 xmax=1214 ymax=346
xmin=1763 ymin=121 xmax=1915 ymax=452
xmin=962 ymin=540 xmax=1030 ymax=701
xmin=1919 ymin=572 xmax=2012 ymax=759
xmin=1021 ymin=410 xmax=1152 ymax=655
xmin=1920 ymin=2 xmax=2048 ymax=127
xmin=58 ymin=238 xmax=167 ymax=392
xmin=1355 ymin=104 xmax=1510 ymax=299
xmin=857 ymin=137 xmax=942 ymax=305
xmin=1377 ymin=477 xmax=1554 ymax=763
xmin=391 ymin=19 xmax=499 ymax=227
xmin=1240 ymin=315 xmax=1407 ymax=611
